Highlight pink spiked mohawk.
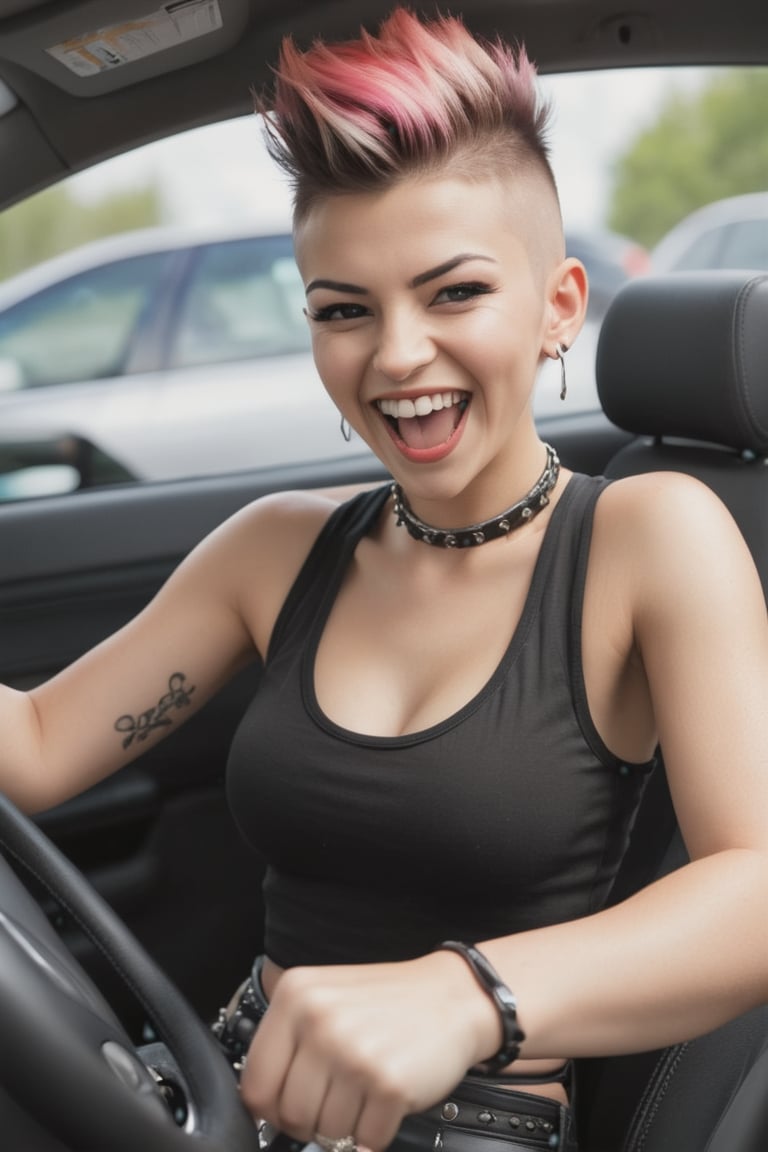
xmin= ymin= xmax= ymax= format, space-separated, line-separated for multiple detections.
xmin=258 ymin=8 xmax=555 ymax=221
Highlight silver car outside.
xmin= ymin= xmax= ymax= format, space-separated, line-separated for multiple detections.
xmin=651 ymin=191 xmax=768 ymax=274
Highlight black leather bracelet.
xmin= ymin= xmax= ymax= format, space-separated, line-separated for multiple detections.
xmin=438 ymin=940 xmax=526 ymax=1074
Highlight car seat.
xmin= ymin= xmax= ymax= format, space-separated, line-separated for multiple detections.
xmin=575 ymin=269 xmax=768 ymax=1151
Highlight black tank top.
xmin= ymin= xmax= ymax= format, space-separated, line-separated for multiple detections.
xmin=227 ymin=475 xmax=656 ymax=967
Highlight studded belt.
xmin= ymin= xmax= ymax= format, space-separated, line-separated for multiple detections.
xmin=393 ymin=1077 xmax=577 ymax=1152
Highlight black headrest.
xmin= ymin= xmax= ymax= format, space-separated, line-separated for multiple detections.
xmin=596 ymin=271 xmax=768 ymax=455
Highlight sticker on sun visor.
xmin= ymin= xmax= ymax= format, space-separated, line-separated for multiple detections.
xmin=46 ymin=0 xmax=222 ymax=77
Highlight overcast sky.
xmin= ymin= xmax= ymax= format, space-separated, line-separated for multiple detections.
xmin=71 ymin=67 xmax=711 ymax=235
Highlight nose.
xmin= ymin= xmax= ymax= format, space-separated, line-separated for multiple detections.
xmin=372 ymin=308 xmax=436 ymax=382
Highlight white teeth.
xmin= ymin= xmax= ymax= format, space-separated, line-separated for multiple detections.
xmin=377 ymin=392 xmax=466 ymax=419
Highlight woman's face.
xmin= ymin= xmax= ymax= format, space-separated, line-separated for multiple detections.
xmin=295 ymin=173 xmax=572 ymax=506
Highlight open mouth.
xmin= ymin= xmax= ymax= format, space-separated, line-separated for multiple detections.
xmin=376 ymin=390 xmax=470 ymax=451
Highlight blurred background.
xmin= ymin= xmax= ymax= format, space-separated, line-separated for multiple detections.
xmin=4 ymin=66 xmax=767 ymax=280
xmin=0 ymin=64 xmax=766 ymax=498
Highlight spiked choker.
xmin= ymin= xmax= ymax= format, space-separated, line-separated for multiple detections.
xmin=391 ymin=443 xmax=560 ymax=548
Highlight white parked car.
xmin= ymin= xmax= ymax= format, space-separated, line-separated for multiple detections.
xmin=0 ymin=223 xmax=600 ymax=494
xmin=652 ymin=191 xmax=768 ymax=274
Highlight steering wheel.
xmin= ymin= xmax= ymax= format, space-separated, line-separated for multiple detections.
xmin=0 ymin=790 xmax=263 ymax=1152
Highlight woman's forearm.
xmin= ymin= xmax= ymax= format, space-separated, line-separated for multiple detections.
xmin=0 ymin=684 xmax=49 ymax=812
xmin=476 ymin=849 xmax=768 ymax=1062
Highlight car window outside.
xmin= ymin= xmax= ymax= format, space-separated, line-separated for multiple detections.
xmin=171 ymin=236 xmax=310 ymax=368
xmin=671 ymin=227 xmax=728 ymax=271
xmin=0 ymin=252 xmax=171 ymax=389
xmin=722 ymin=221 xmax=768 ymax=270
xmin=711 ymin=221 xmax=768 ymax=271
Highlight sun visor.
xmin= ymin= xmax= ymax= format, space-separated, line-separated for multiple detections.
xmin=0 ymin=0 xmax=250 ymax=97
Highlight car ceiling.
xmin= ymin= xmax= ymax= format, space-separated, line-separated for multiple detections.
xmin=1 ymin=0 xmax=767 ymax=214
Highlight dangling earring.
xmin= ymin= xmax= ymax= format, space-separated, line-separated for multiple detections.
xmin=339 ymin=414 xmax=352 ymax=442
xmin=556 ymin=343 xmax=568 ymax=401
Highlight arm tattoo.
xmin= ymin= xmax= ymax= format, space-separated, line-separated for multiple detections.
xmin=114 ymin=672 xmax=196 ymax=750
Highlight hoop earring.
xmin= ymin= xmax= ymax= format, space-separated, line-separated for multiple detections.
xmin=556 ymin=343 xmax=568 ymax=401
xmin=340 ymin=414 xmax=352 ymax=442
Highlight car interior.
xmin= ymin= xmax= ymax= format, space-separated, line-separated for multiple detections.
xmin=1 ymin=1 xmax=767 ymax=1150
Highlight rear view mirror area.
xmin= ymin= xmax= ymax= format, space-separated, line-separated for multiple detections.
xmin=0 ymin=464 xmax=80 ymax=500
xmin=0 ymin=434 xmax=134 ymax=501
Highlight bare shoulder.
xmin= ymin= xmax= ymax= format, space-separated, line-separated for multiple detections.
xmin=208 ymin=486 xmax=353 ymax=579
xmin=193 ymin=484 xmax=378 ymax=656
xmin=591 ymin=471 xmax=763 ymax=618
xmin=232 ymin=486 xmax=346 ymax=539
xmin=230 ymin=481 xmax=382 ymax=542
xmin=178 ymin=481 xmax=382 ymax=593
xmin=594 ymin=470 xmax=749 ymax=552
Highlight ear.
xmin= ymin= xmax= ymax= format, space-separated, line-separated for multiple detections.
xmin=542 ymin=257 xmax=589 ymax=357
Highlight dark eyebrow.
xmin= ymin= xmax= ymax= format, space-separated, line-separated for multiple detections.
xmin=305 ymin=254 xmax=496 ymax=297
xmin=305 ymin=278 xmax=367 ymax=296
xmin=410 ymin=253 xmax=496 ymax=288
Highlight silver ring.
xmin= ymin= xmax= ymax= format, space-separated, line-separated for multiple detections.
xmin=314 ymin=1135 xmax=357 ymax=1152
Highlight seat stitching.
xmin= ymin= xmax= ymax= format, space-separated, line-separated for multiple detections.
xmin=623 ymin=1043 xmax=690 ymax=1152
xmin=732 ymin=276 xmax=768 ymax=446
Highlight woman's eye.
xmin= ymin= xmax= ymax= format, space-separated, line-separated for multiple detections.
xmin=306 ymin=302 xmax=369 ymax=322
xmin=433 ymin=282 xmax=495 ymax=305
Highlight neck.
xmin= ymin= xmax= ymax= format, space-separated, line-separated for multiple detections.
xmin=392 ymin=444 xmax=560 ymax=549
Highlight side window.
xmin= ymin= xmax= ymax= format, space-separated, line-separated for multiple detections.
xmin=170 ymin=235 xmax=311 ymax=368
xmin=673 ymin=226 xmax=727 ymax=271
xmin=0 ymin=252 xmax=171 ymax=389
xmin=718 ymin=219 xmax=768 ymax=271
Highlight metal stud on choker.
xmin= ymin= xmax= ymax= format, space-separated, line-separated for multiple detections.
xmin=391 ymin=443 xmax=560 ymax=548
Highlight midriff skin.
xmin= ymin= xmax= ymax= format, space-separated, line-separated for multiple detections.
xmin=260 ymin=956 xmax=570 ymax=1107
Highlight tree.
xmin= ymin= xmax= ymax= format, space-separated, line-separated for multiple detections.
xmin=0 ymin=184 xmax=160 ymax=281
xmin=607 ymin=69 xmax=768 ymax=248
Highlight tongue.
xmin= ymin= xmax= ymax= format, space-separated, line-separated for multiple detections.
xmin=398 ymin=406 xmax=459 ymax=449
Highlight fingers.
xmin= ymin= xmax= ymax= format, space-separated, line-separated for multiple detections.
xmin=263 ymin=1069 xmax=401 ymax=1152
xmin=238 ymin=957 xmax=478 ymax=1152
xmin=312 ymin=1077 xmax=364 ymax=1143
xmin=311 ymin=1076 xmax=403 ymax=1152
xmin=241 ymin=1011 xmax=403 ymax=1151
xmin=276 ymin=1052 xmax=333 ymax=1142
xmin=242 ymin=1010 xmax=397 ymax=1149
xmin=266 ymin=1052 xmax=365 ymax=1144
xmin=354 ymin=1092 xmax=406 ymax=1152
